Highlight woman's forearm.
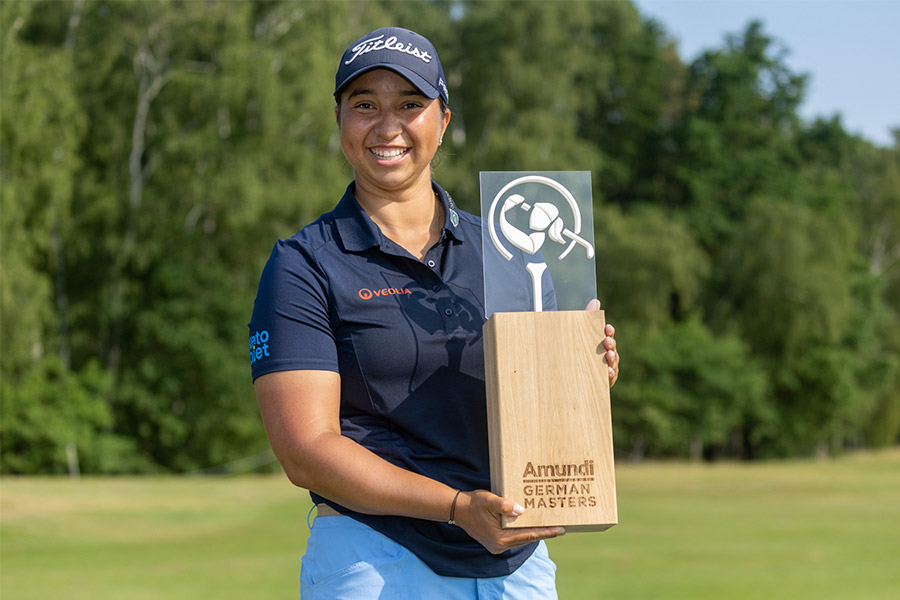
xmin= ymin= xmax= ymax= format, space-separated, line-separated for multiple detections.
xmin=255 ymin=369 xmax=458 ymax=522
xmin=282 ymin=428 xmax=459 ymax=522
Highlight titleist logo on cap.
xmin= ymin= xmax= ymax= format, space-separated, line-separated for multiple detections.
xmin=345 ymin=34 xmax=433 ymax=65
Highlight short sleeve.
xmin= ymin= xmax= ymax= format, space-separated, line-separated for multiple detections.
xmin=248 ymin=238 xmax=338 ymax=381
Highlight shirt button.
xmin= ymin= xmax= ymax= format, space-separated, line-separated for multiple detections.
xmin=432 ymin=284 xmax=441 ymax=292
xmin=444 ymin=307 xmax=453 ymax=316
xmin=427 ymin=260 xmax=436 ymax=268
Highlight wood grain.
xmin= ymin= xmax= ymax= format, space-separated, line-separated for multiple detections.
xmin=483 ymin=311 xmax=617 ymax=531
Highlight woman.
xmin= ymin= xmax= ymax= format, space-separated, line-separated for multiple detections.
xmin=249 ymin=27 xmax=619 ymax=598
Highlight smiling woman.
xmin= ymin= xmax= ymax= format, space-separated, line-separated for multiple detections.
xmin=247 ymin=26 xmax=619 ymax=599
xmin=335 ymin=68 xmax=450 ymax=251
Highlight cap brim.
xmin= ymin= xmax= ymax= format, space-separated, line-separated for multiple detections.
xmin=335 ymin=64 xmax=440 ymax=100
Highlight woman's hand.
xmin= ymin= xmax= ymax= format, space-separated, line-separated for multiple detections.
xmin=453 ymin=490 xmax=565 ymax=554
xmin=586 ymin=299 xmax=619 ymax=387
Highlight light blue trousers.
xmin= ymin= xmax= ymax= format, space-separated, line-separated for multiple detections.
xmin=300 ymin=515 xmax=558 ymax=599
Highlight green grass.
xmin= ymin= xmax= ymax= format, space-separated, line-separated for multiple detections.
xmin=550 ymin=450 xmax=900 ymax=599
xmin=2 ymin=450 xmax=899 ymax=599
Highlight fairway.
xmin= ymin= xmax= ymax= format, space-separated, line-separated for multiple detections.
xmin=2 ymin=450 xmax=899 ymax=599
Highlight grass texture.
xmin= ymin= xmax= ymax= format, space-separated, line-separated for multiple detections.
xmin=2 ymin=450 xmax=899 ymax=599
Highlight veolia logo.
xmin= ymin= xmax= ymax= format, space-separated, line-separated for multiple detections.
xmin=358 ymin=287 xmax=412 ymax=300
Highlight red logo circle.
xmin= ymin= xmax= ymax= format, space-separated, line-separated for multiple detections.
xmin=358 ymin=288 xmax=373 ymax=300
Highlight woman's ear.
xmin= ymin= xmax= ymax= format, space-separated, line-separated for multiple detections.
xmin=440 ymin=108 xmax=451 ymax=141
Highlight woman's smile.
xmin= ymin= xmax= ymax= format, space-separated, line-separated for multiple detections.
xmin=337 ymin=68 xmax=449 ymax=195
xmin=369 ymin=146 xmax=410 ymax=161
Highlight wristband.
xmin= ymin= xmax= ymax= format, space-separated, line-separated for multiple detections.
xmin=448 ymin=489 xmax=462 ymax=525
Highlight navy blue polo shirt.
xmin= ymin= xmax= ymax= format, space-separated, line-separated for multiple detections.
xmin=248 ymin=181 xmax=541 ymax=578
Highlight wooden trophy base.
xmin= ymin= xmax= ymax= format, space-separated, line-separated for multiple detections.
xmin=483 ymin=310 xmax=617 ymax=531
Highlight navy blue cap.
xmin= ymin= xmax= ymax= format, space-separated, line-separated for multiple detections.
xmin=335 ymin=27 xmax=449 ymax=104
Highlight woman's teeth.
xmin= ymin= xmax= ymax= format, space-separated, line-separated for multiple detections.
xmin=371 ymin=148 xmax=408 ymax=159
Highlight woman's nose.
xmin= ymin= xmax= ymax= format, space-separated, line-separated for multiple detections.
xmin=373 ymin=110 xmax=402 ymax=139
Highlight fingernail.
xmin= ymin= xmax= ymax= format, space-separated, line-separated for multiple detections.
xmin=555 ymin=527 xmax=566 ymax=536
xmin=512 ymin=503 xmax=525 ymax=516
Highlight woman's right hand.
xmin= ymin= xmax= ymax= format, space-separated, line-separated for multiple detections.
xmin=454 ymin=489 xmax=566 ymax=554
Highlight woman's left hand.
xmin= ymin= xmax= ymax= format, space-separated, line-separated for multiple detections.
xmin=586 ymin=299 xmax=619 ymax=387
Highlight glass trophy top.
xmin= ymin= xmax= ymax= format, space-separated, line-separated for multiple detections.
xmin=480 ymin=172 xmax=597 ymax=318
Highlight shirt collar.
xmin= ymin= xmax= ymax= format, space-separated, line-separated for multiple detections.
xmin=334 ymin=181 xmax=465 ymax=252
xmin=433 ymin=182 xmax=465 ymax=243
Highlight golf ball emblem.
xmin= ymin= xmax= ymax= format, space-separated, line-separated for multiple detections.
xmin=487 ymin=175 xmax=595 ymax=311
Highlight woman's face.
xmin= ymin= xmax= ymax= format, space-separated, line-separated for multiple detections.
xmin=336 ymin=69 xmax=450 ymax=196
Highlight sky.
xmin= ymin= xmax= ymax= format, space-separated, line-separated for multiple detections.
xmin=633 ymin=0 xmax=899 ymax=147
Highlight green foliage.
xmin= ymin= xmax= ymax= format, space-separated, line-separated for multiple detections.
xmin=595 ymin=205 xmax=709 ymax=327
xmin=613 ymin=320 xmax=768 ymax=460
xmin=1 ymin=0 xmax=85 ymax=376
xmin=708 ymin=198 xmax=877 ymax=456
xmin=2 ymin=1 xmax=898 ymax=473
xmin=712 ymin=198 xmax=853 ymax=358
xmin=669 ymin=21 xmax=808 ymax=247
xmin=0 ymin=357 xmax=139 ymax=473
xmin=451 ymin=0 xmax=604 ymax=205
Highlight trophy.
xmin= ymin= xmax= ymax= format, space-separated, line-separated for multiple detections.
xmin=481 ymin=172 xmax=617 ymax=531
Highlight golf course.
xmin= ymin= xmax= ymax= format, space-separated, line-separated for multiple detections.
xmin=2 ymin=449 xmax=898 ymax=599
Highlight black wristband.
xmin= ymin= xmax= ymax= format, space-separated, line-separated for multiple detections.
xmin=448 ymin=489 xmax=462 ymax=525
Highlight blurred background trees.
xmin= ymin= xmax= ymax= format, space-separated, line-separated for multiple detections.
xmin=2 ymin=0 xmax=898 ymax=473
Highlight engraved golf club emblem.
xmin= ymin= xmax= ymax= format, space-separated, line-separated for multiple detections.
xmin=487 ymin=176 xmax=595 ymax=311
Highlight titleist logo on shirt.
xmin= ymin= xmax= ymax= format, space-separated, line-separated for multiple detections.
xmin=345 ymin=34 xmax=433 ymax=65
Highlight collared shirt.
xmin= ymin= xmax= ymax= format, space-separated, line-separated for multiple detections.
xmin=248 ymin=181 xmax=538 ymax=578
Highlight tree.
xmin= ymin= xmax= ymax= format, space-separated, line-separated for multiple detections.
xmin=1 ymin=0 xmax=85 ymax=377
xmin=61 ymin=0 xmax=374 ymax=470
xmin=594 ymin=205 xmax=708 ymax=328
xmin=613 ymin=320 xmax=768 ymax=460
xmin=0 ymin=357 xmax=140 ymax=473
xmin=3 ymin=1 xmax=896 ymax=472
xmin=451 ymin=0 xmax=603 ymax=206
xmin=845 ymin=135 xmax=900 ymax=446
xmin=710 ymin=197 xmax=866 ymax=455
xmin=669 ymin=21 xmax=808 ymax=248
